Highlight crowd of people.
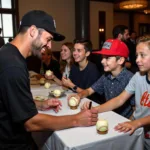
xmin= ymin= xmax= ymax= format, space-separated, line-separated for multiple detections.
xmin=0 ymin=9 xmax=150 ymax=150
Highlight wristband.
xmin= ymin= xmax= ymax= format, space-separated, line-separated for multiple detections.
xmin=72 ymin=85 xmax=77 ymax=92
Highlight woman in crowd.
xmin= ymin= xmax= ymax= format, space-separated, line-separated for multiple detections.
xmin=45 ymin=42 xmax=74 ymax=85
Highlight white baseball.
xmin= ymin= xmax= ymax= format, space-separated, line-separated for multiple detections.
xmin=46 ymin=70 xmax=52 ymax=76
xmin=69 ymin=97 xmax=78 ymax=106
xmin=53 ymin=89 xmax=61 ymax=97
xmin=96 ymin=119 xmax=108 ymax=132
xmin=44 ymin=82 xmax=51 ymax=89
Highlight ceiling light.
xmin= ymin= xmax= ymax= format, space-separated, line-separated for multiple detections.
xmin=144 ymin=9 xmax=150 ymax=14
xmin=120 ymin=0 xmax=148 ymax=10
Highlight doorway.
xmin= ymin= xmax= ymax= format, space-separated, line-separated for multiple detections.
xmin=139 ymin=23 xmax=150 ymax=36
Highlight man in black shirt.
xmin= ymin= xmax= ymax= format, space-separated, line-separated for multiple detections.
xmin=0 ymin=10 xmax=98 ymax=149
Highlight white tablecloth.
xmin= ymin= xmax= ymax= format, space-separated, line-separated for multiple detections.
xmin=31 ymin=85 xmax=144 ymax=150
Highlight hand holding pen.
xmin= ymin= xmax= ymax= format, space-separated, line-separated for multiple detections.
xmin=80 ymin=101 xmax=92 ymax=110
xmin=89 ymin=101 xmax=92 ymax=109
xmin=65 ymin=74 xmax=67 ymax=79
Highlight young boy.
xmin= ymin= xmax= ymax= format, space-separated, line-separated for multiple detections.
xmin=62 ymin=39 xmax=100 ymax=93
xmin=70 ymin=39 xmax=135 ymax=119
xmin=81 ymin=35 xmax=150 ymax=150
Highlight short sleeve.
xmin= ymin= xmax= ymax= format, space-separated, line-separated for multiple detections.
xmin=125 ymin=73 xmax=136 ymax=95
xmin=0 ymin=67 xmax=38 ymax=123
xmin=91 ymin=75 xmax=105 ymax=95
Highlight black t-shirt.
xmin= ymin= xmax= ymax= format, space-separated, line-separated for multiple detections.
xmin=0 ymin=43 xmax=38 ymax=149
xmin=69 ymin=61 xmax=100 ymax=89
xmin=43 ymin=59 xmax=62 ymax=79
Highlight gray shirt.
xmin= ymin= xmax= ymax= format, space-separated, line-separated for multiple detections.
xmin=125 ymin=72 xmax=150 ymax=137
xmin=125 ymin=72 xmax=150 ymax=120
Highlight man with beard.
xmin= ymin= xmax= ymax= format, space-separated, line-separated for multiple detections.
xmin=112 ymin=25 xmax=130 ymax=41
xmin=0 ymin=10 xmax=98 ymax=150
xmin=112 ymin=25 xmax=131 ymax=69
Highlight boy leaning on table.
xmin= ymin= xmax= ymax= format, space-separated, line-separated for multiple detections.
xmin=81 ymin=35 xmax=150 ymax=150
xmin=0 ymin=10 xmax=98 ymax=150
xmin=68 ymin=39 xmax=135 ymax=119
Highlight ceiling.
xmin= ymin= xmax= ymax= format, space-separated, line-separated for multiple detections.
xmin=90 ymin=0 xmax=150 ymax=13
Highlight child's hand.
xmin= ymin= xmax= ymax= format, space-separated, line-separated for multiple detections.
xmin=62 ymin=77 xmax=73 ymax=88
xmin=45 ymin=71 xmax=55 ymax=80
xmin=114 ymin=120 xmax=141 ymax=135
xmin=80 ymin=101 xmax=91 ymax=110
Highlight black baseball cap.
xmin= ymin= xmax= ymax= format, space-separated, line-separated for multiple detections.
xmin=19 ymin=10 xmax=65 ymax=41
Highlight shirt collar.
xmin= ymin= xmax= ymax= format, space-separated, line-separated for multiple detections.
xmin=108 ymin=67 xmax=126 ymax=81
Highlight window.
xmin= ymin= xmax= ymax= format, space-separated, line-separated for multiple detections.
xmin=0 ymin=0 xmax=18 ymax=43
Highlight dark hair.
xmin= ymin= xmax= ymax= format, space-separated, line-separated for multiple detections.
xmin=115 ymin=56 xmax=126 ymax=67
xmin=42 ymin=47 xmax=57 ymax=60
xmin=113 ymin=25 xmax=128 ymax=38
xmin=18 ymin=26 xmax=29 ymax=34
xmin=74 ymin=39 xmax=93 ymax=52
xmin=129 ymin=30 xmax=136 ymax=36
xmin=60 ymin=42 xmax=74 ymax=73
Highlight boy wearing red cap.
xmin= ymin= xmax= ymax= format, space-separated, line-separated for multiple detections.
xmin=69 ymin=39 xmax=135 ymax=119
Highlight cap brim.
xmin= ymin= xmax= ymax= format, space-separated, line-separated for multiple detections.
xmin=92 ymin=50 xmax=103 ymax=55
xmin=92 ymin=50 xmax=115 ymax=56
xmin=49 ymin=31 xmax=65 ymax=41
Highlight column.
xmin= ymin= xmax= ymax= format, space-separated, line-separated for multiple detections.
xmin=75 ymin=0 xmax=90 ymax=40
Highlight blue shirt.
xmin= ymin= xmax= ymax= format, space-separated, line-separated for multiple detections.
xmin=69 ymin=61 xmax=100 ymax=89
xmin=91 ymin=68 xmax=135 ymax=118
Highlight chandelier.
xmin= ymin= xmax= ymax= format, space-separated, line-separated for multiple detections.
xmin=144 ymin=9 xmax=150 ymax=14
xmin=120 ymin=0 xmax=148 ymax=10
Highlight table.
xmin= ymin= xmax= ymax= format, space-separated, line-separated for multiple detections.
xmin=31 ymin=84 xmax=144 ymax=150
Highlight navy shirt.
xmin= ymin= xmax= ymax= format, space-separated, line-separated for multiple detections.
xmin=69 ymin=61 xmax=100 ymax=89
xmin=91 ymin=68 xmax=135 ymax=118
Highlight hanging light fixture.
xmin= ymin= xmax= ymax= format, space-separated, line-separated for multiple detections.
xmin=144 ymin=9 xmax=150 ymax=14
xmin=120 ymin=0 xmax=148 ymax=10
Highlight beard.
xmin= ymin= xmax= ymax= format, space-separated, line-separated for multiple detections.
xmin=30 ymin=36 xmax=46 ymax=59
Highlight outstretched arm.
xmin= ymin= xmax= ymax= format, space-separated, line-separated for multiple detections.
xmin=24 ymin=108 xmax=98 ymax=132
xmin=62 ymin=77 xmax=83 ymax=93
xmin=78 ymin=87 xmax=95 ymax=99
xmin=45 ymin=72 xmax=62 ymax=86
xmin=95 ymin=90 xmax=132 ymax=113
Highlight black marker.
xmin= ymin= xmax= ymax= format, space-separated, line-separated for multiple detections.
xmin=65 ymin=74 xmax=67 ymax=79
xmin=89 ymin=101 xmax=92 ymax=109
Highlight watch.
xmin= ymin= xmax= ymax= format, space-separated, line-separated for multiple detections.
xmin=72 ymin=85 xmax=78 ymax=92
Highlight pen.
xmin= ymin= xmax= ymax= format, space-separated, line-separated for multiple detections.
xmin=65 ymin=74 xmax=67 ymax=79
xmin=89 ymin=101 xmax=92 ymax=109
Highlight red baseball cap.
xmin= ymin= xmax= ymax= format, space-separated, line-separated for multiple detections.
xmin=93 ymin=39 xmax=129 ymax=58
